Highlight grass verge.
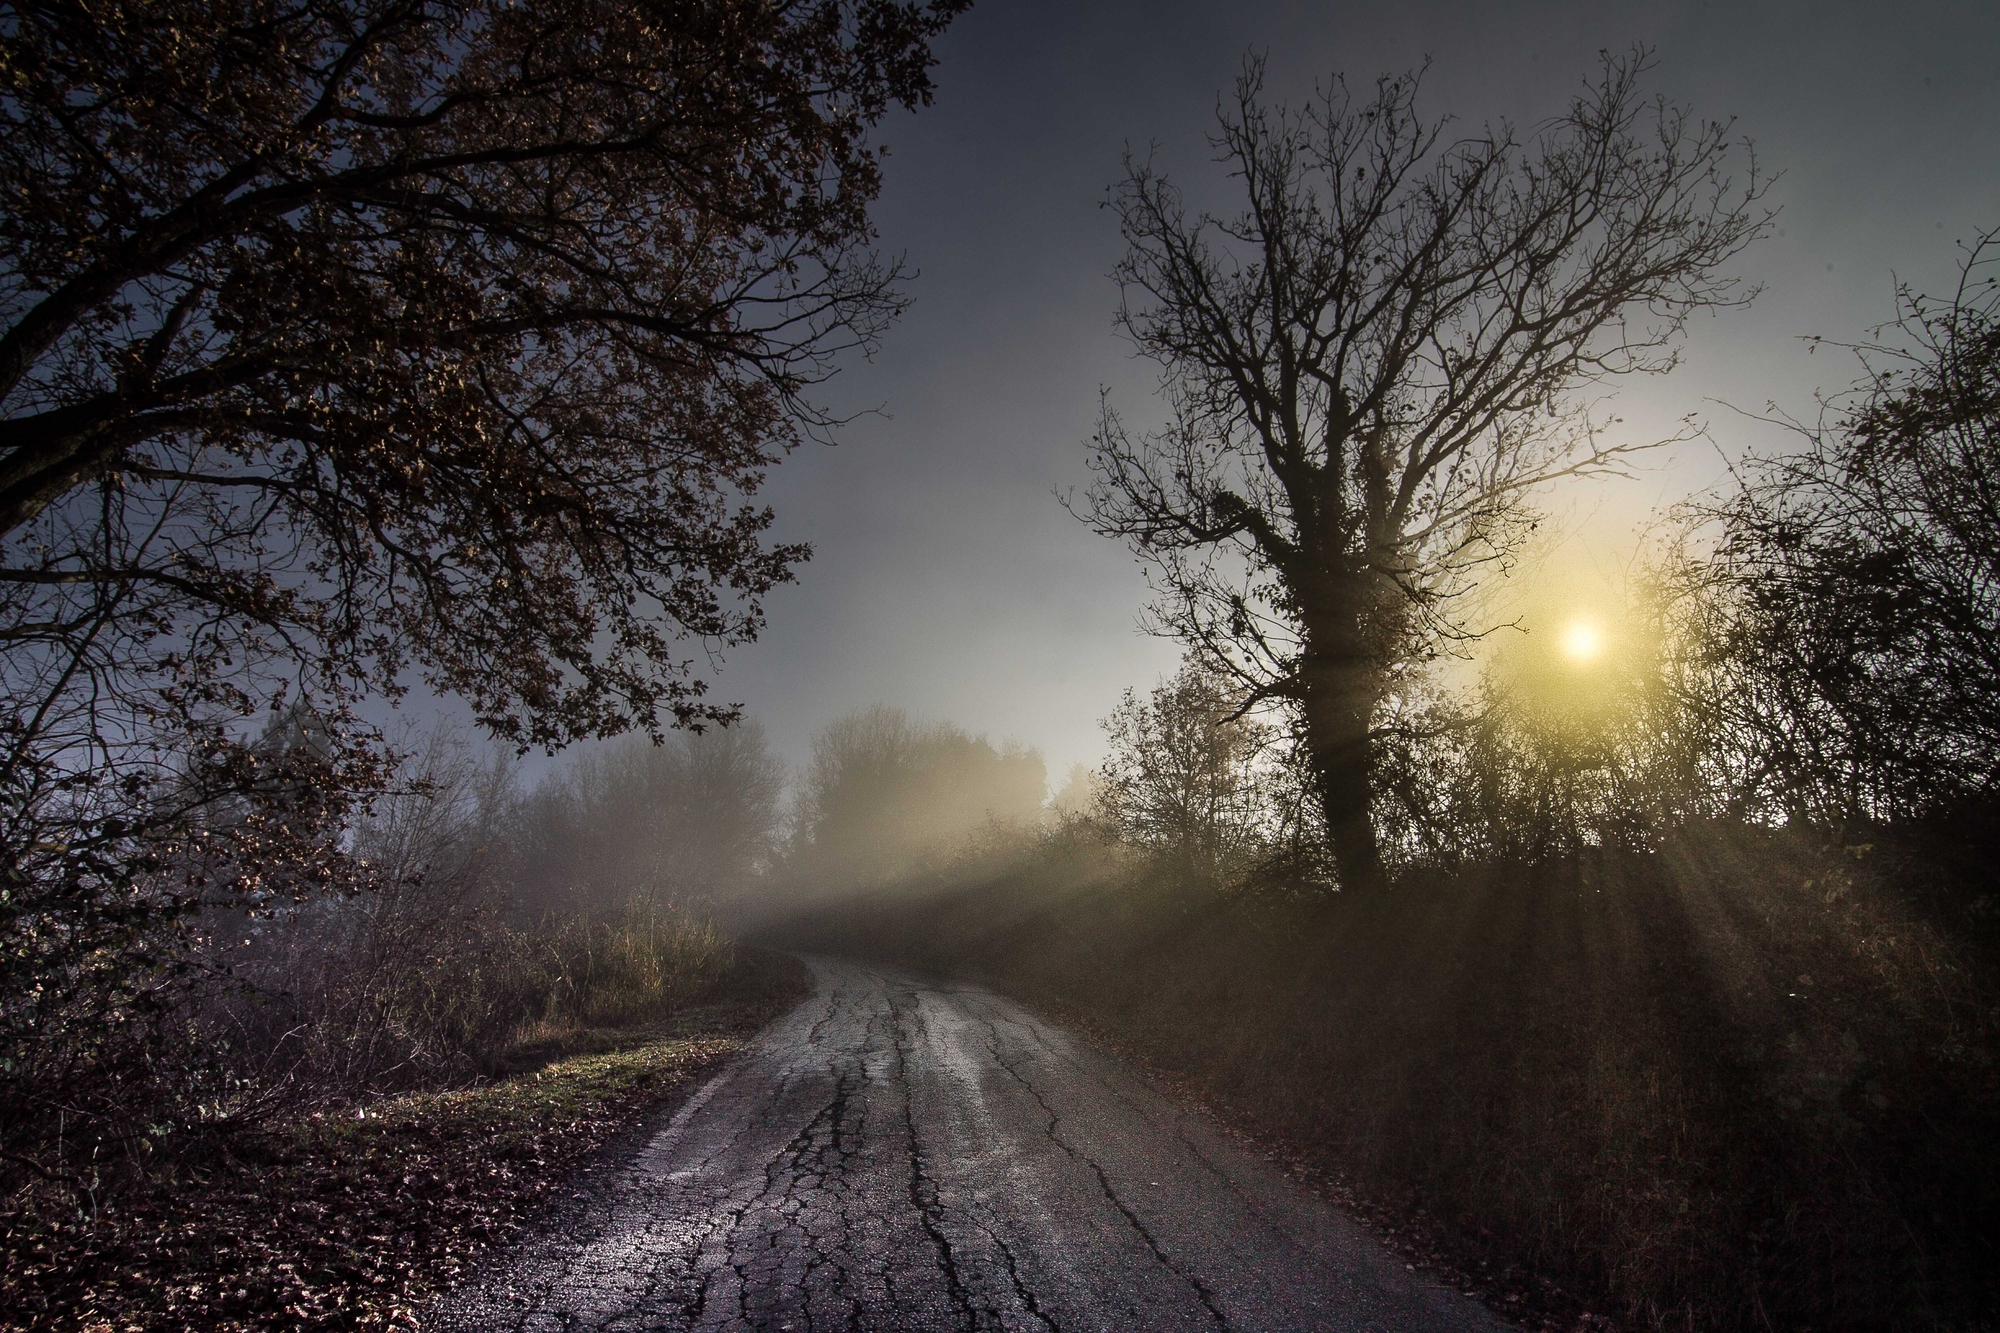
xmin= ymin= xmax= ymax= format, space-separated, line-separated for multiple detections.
xmin=0 ymin=948 xmax=811 ymax=1332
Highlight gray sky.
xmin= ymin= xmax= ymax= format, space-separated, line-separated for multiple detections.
xmin=659 ymin=0 xmax=2000 ymax=787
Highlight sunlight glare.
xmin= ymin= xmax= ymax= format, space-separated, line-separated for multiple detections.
xmin=1561 ymin=620 xmax=1604 ymax=665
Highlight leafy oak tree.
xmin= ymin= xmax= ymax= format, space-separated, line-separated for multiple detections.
xmin=1081 ymin=51 xmax=1768 ymax=889
xmin=0 ymin=0 xmax=963 ymax=1124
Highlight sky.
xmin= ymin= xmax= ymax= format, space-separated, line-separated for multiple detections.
xmin=637 ymin=0 xmax=2000 ymax=789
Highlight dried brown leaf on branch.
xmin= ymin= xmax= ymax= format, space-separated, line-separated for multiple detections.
xmin=0 ymin=0 xmax=964 ymax=1158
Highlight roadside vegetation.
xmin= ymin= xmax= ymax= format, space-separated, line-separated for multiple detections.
xmin=759 ymin=104 xmax=2000 ymax=1329
xmin=3 ymin=949 xmax=810 ymax=1332
xmin=2 ymin=715 xmax=806 ymax=1330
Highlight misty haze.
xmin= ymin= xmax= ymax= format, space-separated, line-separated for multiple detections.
xmin=4 ymin=3 xmax=1998 ymax=1331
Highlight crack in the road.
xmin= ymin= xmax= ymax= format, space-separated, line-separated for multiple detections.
xmin=981 ymin=1222 xmax=1059 ymax=1332
xmin=807 ymin=980 xmax=845 ymax=1048
xmin=890 ymin=985 xmax=981 ymax=1332
xmin=776 ymin=1067 xmax=853 ymax=1332
xmin=720 ymin=1020 xmax=875 ymax=1331
xmin=1086 ymin=1157 xmax=1230 ymax=1327
xmin=685 ymin=1019 xmax=863 ymax=1328
xmin=979 ymin=1013 xmax=1230 ymax=1329
xmin=972 ymin=995 xmax=1296 ymax=1252
xmin=430 ymin=959 xmax=1507 ymax=1333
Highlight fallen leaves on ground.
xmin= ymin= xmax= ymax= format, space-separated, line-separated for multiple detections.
xmin=1 ymin=954 xmax=811 ymax=1332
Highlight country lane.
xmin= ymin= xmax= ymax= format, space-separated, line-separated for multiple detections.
xmin=430 ymin=955 xmax=1512 ymax=1332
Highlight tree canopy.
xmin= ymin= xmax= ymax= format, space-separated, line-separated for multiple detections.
xmin=1082 ymin=50 xmax=1769 ymax=888
xmin=0 ymin=0 xmax=964 ymax=1084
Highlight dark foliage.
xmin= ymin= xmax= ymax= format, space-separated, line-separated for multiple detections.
xmin=1682 ymin=229 xmax=2000 ymax=823
xmin=0 ymin=0 xmax=961 ymax=1169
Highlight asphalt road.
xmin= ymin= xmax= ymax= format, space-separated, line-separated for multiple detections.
xmin=432 ymin=957 xmax=1511 ymax=1332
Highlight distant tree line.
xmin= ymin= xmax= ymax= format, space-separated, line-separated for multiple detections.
xmin=780 ymin=706 xmax=1047 ymax=891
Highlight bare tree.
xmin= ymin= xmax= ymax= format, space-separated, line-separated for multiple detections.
xmin=1676 ymin=228 xmax=2000 ymax=825
xmin=1096 ymin=660 xmax=1271 ymax=885
xmin=1079 ymin=50 xmax=1769 ymax=889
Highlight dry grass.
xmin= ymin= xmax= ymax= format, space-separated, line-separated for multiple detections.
xmin=0 ymin=949 xmax=810 ymax=1333
xmin=534 ymin=906 xmax=735 ymax=1031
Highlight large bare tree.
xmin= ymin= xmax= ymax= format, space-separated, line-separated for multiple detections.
xmin=0 ymin=0 xmax=962 ymax=1085
xmin=1081 ymin=51 xmax=1769 ymax=889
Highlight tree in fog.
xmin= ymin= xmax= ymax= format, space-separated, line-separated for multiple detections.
xmin=511 ymin=725 xmax=784 ymax=914
xmin=1046 ymin=763 xmax=1105 ymax=824
xmin=348 ymin=725 xmax=490 ymax=889
xmin=789 ymin=707 xmax=1046 ymax=887
xmin=1683 ymin=229 xmax=2000 ymax=823
xmin=1080 ymin=51 xmax=1769 ymax=889
xmin=1097 ymin=662 xmax=1272 ymax=883
xmin=0 ymin=0 xmax=963 ymax=1047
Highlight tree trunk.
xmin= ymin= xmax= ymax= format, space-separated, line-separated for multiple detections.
xmin=1299 ymin=656 xmax=1386 ymax=893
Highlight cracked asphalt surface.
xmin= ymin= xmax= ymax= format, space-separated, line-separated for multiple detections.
xmin=431 ymin=957 xmax=1512 ymax=1332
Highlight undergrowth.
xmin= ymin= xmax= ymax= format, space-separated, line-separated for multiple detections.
xmin=0 ymin=949 xmax=810 ymax=1332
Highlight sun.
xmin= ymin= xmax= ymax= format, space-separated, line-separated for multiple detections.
xmin=1560 ymin=619 xmax=1604 ymax=664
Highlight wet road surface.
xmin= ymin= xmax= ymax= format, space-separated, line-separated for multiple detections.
xmin=432 ymin=957 xmax=1511 ymax=1332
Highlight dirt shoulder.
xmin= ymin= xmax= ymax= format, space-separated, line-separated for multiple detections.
xmin=0 ymin=948 xmax=812 ymax=1333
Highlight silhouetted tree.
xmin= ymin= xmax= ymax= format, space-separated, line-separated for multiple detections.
xmin=1097 ymin=661 xmax=1271 ymax=885
xmin=1683 ymin=228 xmax=2000 ymax=824
xmin=1080 ymin=50 xmax=1768 ymax=889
